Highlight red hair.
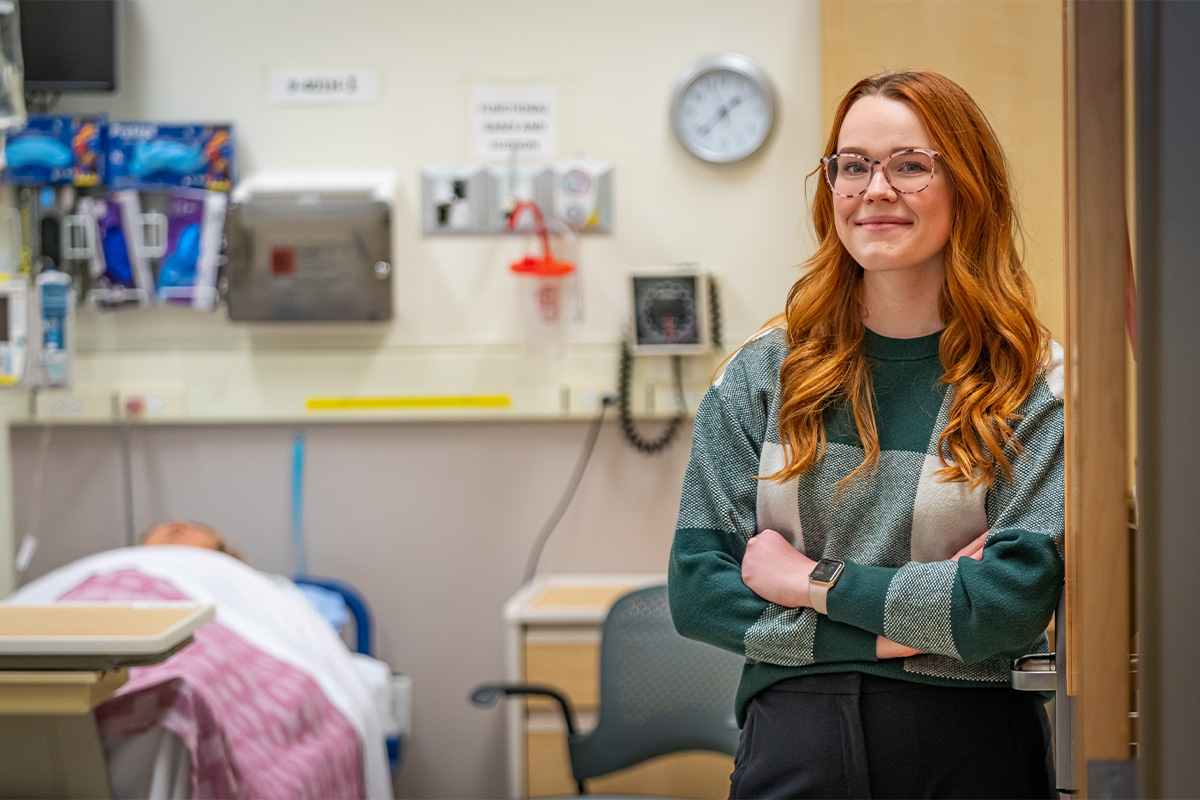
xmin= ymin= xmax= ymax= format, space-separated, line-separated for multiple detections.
xmin=772 ymin=71 xmax=1049 ymax=490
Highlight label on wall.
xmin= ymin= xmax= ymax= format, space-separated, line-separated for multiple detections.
xmin=268 ymin=69 xmax=379 ymax=104
xmin=473 ymin=86 xmax=557 ymax=157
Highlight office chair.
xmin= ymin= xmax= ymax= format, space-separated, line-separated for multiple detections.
xmin=471 ymin=584 xmax=744 ymax=796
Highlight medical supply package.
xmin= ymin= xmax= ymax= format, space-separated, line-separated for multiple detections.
xmin=106 ymin=122 xmax=235 ymax=192
xmin=3 ymin=113 xmax=107 ymax=186
xmin=158 ymin=189 xmax=227 ymax=310
xmin=85 ymin=191 xmax=156 ymax=307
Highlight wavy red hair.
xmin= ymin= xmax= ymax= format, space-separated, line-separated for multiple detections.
xmin=770 ymin=71 xmax=1049 ymax=491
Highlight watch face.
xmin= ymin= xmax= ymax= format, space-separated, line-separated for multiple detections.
xmin=810 ymin=559 xmax=843 ymax=583
xmin=671 ymin=54 xmax=776 ymax=164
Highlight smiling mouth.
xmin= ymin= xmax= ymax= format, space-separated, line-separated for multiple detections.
xmin=856 ymin=219 xmax=911 ymax=231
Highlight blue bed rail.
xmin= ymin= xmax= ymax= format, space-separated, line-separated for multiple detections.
xmin=293 ymin=575 xmax=374 ymax=657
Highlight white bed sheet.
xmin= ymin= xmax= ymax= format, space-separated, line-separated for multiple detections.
xmin=7 ymin=546 xmax=393 ymax=800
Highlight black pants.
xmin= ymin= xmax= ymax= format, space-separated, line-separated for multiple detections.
xmin=729 ymin=672 xmax=1056 ymax=800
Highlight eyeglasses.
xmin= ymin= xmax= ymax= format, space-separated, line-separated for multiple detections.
xmin=820 ymin=148 xmax=940 ymax=197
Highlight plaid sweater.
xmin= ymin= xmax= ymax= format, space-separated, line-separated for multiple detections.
xmin=668 ymin=327 xmax=1064 ymax=725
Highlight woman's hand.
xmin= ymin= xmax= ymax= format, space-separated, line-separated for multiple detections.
xmin=741 ymin=529 xmax=816 ymax=608
xmin=951 ymin=530 xmax=989 ymax=562
xmin=876 ymin=636 xmax=923 ymax=659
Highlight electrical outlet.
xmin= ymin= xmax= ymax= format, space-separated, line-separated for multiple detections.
xmin=564 ymin=385 xmax=617 ymax=416
xmin=659 ymin=387 xmax=703 ymax=414
xmin=118 ymin=387 xmax=188 ymax=420
xmin=35 ymin=388 xmax=111 ymax=421
xmin=420 ymin=166 xmax=489 ymax=235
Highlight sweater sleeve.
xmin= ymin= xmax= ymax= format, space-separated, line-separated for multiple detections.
xmin=669 ymin=348 xmax=879 ymax=667
xmin=825 ymin=376 xmax=1065 ymax=664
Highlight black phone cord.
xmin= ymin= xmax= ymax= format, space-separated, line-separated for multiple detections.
xmin=617 ymin=339 xmax=686 ymax=455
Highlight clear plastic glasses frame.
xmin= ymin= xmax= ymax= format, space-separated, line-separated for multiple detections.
xmin=819 ymin=148 xmax=941 ymax=197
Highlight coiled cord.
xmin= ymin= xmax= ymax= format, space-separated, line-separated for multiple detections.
xmin=617 ymin=339 xmax=686 ymax=455
xmin=708 ymin=274 xmax=723 ymax=351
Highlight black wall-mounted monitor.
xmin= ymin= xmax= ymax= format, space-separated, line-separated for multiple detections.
xmin=20 ymin=0 xmax=117 ymax=93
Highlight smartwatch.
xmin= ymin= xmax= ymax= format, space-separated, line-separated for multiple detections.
xmin=808 ymin=558 xmax=845 ymax=615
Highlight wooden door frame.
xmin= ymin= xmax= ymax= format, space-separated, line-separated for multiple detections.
xmin=1063 ymin=0 xmax=1133 ymax=794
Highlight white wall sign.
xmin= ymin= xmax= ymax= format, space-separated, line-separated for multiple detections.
xmin=268 ymin=69 xmax=379 ymax=104
xmin=473 ymin=86 xmax=557 ymax=158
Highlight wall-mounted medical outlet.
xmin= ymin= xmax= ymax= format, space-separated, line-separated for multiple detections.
xmin=419 ymin=166 xmax=490 ymax=235
xmin=485 ymin=164 xmax=552 ymax=234
xmin=550 ymin=160 xmax=614 ymax=233
xmin=420 ymin=159 xmax=614 ymax=236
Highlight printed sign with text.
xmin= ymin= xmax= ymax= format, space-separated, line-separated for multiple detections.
xmin=473 ymin=86 xmax=558 ymax=158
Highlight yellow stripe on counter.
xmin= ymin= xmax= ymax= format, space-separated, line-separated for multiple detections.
xmin=306 ymin=394 xmax=512 ymax=411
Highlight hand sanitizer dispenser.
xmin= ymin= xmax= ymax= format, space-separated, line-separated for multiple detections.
xmin=35 ymin=267 xmax=72 ymax=387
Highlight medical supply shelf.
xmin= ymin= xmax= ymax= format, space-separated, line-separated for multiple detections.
xmin=504 ymin=574 xmax=735 ymax=799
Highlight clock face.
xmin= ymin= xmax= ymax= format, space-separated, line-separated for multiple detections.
xmin=671 ymin=54 xmax=776 ymax=164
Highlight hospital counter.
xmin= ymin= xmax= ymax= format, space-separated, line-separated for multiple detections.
xmin=0 ymin=603 xmax=213 ymax=799
xmin=504 ymin=575 xmax=734 ymax=799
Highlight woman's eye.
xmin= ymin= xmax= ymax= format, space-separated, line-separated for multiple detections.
xmin=896 ymin=160 xmax=930 ymax=174
xmin=841 ymin=161 xmax=867 ymax=175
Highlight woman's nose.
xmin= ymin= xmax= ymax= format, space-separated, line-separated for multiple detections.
xmin=864 ymin=166 xmax=896 ymax=201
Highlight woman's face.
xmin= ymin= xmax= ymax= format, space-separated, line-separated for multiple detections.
xmin=831 ymin=96 xmax=953 ymax=280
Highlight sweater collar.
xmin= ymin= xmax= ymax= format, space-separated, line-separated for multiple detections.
xmin=863 ymin=327 xmax=943 ymax=361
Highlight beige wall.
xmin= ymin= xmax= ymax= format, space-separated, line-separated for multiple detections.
xmin=38 ymin=0 xmax=825 ymax=423
xmin=14 ymin=2 xmax=824 ymax=798
xmin=823 ymin=0 xmax=1066 ymax=342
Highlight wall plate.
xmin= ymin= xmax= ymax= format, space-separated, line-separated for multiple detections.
xmin=419 ymin=166 xmax=490 ymax=235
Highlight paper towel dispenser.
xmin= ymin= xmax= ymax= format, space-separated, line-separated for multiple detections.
xmin=225 ymin=171 xmax=394 ymax=322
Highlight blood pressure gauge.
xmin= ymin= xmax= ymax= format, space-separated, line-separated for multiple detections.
xmin=670 ymin=53 xmax=777 ymax=165
xmin=629 ymin=267 xmax=711 ymax=355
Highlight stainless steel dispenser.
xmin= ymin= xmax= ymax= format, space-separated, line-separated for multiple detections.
xmin=225 ymin=171 xmax=394 ymax=322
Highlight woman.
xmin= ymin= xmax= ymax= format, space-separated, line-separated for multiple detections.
xmin=668 ymin=71 xmax=1062 ymax=799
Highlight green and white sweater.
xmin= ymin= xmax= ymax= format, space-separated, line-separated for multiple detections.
xmin=668 ymin=327 xmax=1064 ymax=725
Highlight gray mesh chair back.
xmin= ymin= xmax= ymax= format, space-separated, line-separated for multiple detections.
xmin=566 ymin=584 xmax=743 ymax=784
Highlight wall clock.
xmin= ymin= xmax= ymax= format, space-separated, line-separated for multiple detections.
xmin=669 ymin=53 xmax=777 ymax=165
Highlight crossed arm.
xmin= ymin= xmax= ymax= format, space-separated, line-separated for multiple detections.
xmin=741 ymin=528 xmax=988 ymax=659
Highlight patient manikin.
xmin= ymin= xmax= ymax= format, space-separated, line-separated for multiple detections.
xmin=10 ymin=519 xmax=396 ymax=798
xmin=140 ymin=519 xmax=243 ymax=560
xmin=140 ymin=519 xmax=355 ymax=637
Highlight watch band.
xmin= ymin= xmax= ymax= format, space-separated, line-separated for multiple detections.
xmin=808 ymin=558 xmax=844 ymax=615
xmin=810 ymin=581 xmax=832 ymax=615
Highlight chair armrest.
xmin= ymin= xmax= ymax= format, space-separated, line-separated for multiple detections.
xmin=469 ymin=682 xmax=580 ymax=736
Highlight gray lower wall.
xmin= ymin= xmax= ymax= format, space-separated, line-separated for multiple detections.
xmin=10 ymin=418 xmax=692 ymax=799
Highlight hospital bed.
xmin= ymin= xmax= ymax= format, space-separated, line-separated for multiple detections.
xmin=3 ymin=546 xmax=398 ymax=800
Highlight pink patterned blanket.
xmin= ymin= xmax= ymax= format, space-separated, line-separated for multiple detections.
xmin=62 ymin=569 xmax=365 ymax=799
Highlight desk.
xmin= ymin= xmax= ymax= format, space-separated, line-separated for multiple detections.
xmin=0 ymin=603 xmax=214 ymax=799
xmin=504 ymin=575 xmax=735 ymax=799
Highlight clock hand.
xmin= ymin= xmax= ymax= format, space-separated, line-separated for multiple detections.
xmin=696 ymin=93 xmax=747 ymax=135
xmin=696 ymin=104 xmax=730 ymax=136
